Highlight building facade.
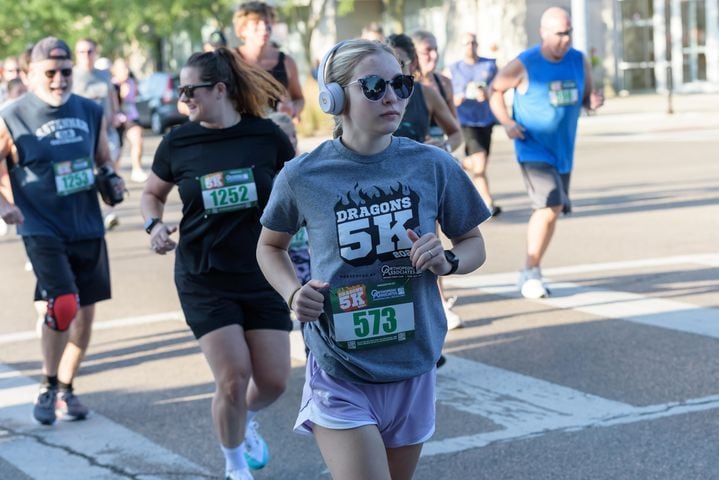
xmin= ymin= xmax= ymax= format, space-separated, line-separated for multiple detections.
xmin=303 ymin=0 xmax=719 ymax=94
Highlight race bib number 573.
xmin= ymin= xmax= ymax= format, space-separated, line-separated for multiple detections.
xmin=330 ymin=280 xmax=415 ymax=350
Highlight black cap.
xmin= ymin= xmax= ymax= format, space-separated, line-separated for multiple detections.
xmin=30 ymin=37 xmax=72 ymax=63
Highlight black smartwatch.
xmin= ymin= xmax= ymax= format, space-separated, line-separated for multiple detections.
xmin=144 ymin=217 xmax=161 ymax=235
xmin=443 ymin=250 xmax=459 ymax=275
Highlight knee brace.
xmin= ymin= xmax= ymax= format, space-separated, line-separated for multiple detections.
xmin=45 ymin=293 xmax=79 ymax=331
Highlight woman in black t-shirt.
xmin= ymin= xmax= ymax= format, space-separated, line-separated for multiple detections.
xmin=140 ymin=48 xmax=293 ymax=480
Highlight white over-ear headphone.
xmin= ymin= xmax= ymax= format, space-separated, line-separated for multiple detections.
xmin=317 ymin=41 xmax=348 ymax=115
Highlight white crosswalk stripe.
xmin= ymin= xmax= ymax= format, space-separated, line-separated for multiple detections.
xmin=0 ymin=364 xmax=210 ymax=480
xmin=445 ymin=253 xmax=719 ymax=339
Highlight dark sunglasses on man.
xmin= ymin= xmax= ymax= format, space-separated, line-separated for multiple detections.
xmin=347 ymin=74 xmax=414 ymax=102
xmin=44 ymin=69 xmax=73 ymax=79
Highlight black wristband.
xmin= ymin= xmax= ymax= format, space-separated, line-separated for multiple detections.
xmin=442 ymin=250 xmax=459 ymax=275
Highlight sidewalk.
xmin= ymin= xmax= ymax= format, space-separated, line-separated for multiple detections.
xmin=600 ymin=92 xmax=719 ymax=115
xmin=298 ymin=92 xmax=719 ymax=151
xmin=579 ymin=92 xmax=719 ymax=138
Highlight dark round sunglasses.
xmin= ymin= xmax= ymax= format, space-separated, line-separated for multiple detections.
xmin=44 ymin=69 xmax=73 ymax=79
xmin=347 ymin=74 xmax=414 ymax=102
xmin=178 ymin=82 xmax=217 ymax=99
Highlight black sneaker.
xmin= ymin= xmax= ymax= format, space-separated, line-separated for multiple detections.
xmin=436 ymin=355 xmax=447 ymax=369
xmin=33 ymin=386 xmax=58 ymax=425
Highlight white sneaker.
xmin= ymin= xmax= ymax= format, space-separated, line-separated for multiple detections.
xmin=103 ymin=213 xmax=119 ymax=231
xmin=518 ymin=267 xmax=549 ymax=299
xmin=130 ymin=168 xmax=149 ymax=183
xmin=243 ymin=420 xmax=269 ymax=470
xmin=226 ymin=468 xmax=254 ymax=480
xmin=445 ymin=303 xmax=464 ymax=330
xmin=0 ymin=218 xmax=7 ymax=236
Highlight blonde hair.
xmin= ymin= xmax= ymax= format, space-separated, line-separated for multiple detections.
xmin=323 ymin=39 xmax=397 ymax=138
xmin=233 ymin=1 xmax=276 ymax=39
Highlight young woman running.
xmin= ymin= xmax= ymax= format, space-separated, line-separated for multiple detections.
xmin=140 ymin=48 xmax=294 ymax=480
xmin=257 ymin=39 xmax=491 ymax=480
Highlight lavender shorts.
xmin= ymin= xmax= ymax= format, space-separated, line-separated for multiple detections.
xmin=294 ymin=353 xmax=436 ymax=448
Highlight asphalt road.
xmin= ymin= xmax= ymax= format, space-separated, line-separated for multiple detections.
xmin=1 ymin=94 xmax=718 ymax=479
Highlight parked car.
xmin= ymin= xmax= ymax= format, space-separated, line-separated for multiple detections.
xmin=135 ymin=72 xmax=187 ymax=134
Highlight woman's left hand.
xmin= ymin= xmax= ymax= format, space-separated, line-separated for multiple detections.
xmin=406 ymin=229 xmax=449 ymax=275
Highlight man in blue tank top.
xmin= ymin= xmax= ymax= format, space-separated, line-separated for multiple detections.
xmin=447 ymin=33 xmax=500 ymax=216
xmin=489 ymin=6 xmax=603 ymax=299
xmin=0 ymin=37 xmax=124 ymax=425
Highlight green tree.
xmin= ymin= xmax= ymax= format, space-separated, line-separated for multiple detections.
xmin=0 ymin=0 xmax=235 ymax=69
xmin=276 ymin=0 xmax=331 ymax=70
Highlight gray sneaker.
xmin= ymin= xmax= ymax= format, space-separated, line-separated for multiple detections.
xmin=33 ymin=386 xmax=58 ymax=425
xmin=56 ymin=389 xmax=89 ymax=420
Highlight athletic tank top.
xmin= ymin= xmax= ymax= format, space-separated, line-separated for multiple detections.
xmin=512 ymin=46 xmax=585 ymax=174
xmin=429 ymin=73 xmax=447 ymax=129
xmin=394 ymin=84 xmax=430 ymax=142
xmin=269 ymin=51 xmax=289 ymax=88
xmin=1 ymin=93 xmax=105 ymax=240
xmin=238 ymin=49 xmax=288 ymax=110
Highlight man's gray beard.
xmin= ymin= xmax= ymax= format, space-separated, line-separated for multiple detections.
xmin=34 ymin=88 xmax=71 ymax=107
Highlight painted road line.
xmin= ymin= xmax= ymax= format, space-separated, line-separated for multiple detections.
xmin=539 ymin=253 xmax=719 ymax=276
xmin=0 ymin=364 xmax=211 ymax=480
xmin=435 ymin=355 xmax=630 ymax=429
xmin=445 ymin=253 xmax=719 ymax=289
xmin=446 ymin=273 xmax=719 ymax=339
xmin=424 ymin=354 xmax=719 ymax=456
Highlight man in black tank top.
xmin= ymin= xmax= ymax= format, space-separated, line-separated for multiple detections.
xmin=0 ymin=36 xmax=123 ymax=425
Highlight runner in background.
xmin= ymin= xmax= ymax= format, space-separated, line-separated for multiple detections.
xmin=489 ymin=6 xmax=603 ymax=299
xmin=234 ymin=1 xmax=304 ymax=122
xmin=112 ymin=58 xmax=147 ymax=183
xmin=447 ymin=32 xmax=501 ymax=216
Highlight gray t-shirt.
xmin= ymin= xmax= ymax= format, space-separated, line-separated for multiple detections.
xmin=73 ymin=67 xmax=114 ymax=125
xmin=261 ymin=136 xmax=490 ymax=383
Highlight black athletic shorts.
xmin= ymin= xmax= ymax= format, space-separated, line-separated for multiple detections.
xmin=462 ymin=125 xmax=494 ymax=156
xmin=23 ymin=235 xmax=111 ymax=306
xmin=519 ymin=162 xmax=572 ymax=214
xmin=175 ymin=267 xmax=292 ymax=339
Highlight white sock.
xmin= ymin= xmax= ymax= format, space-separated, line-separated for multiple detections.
xmin=246 ymin=410 xmax=257 ymax=425
xmin=221 ymin=444 xmax=248 ymax=473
